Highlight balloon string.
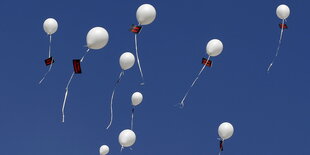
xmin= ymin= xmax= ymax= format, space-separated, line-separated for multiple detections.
xmin=38 ymin=59 xmax=54 ymax=84
xmin=106 ymin=70 xmax=125 ymax=129
xmin=38 ymin=35 xmax=54 ymax=84
xmin=61 ymin=49 xmax=90 ymax=122
xmin=62 ymin=72 xmax=75 ymax=122
xmin=81 ymin=49 xmax=90 ymax=62
xmin=49 ymin=35 xmax=52 ymax=58
xmin=179 ymin=56 xmax=210 ymax=107
xmin=267 ymin=19 xmax=285 ymax=72
xmin=135 ymin=34 xmax=145 ymax=85
xmin=131 ymin=107 xmax=135 ymax=130
xmin=120 ymin=146 xmax=124 ymax=152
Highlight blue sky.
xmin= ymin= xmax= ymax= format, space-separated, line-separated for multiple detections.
xmin=0 ymin=0 xmax=309 ymax=154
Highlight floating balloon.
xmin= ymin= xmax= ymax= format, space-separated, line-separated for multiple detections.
xmin=136 ymin=4 xmax=157 ymax=25
xmin=132 ymin=92 xmax=143 ymax=106
xmin=99 ymin=145 xmax=109 ymax=155
xmin=206 ymin=39 xmax=224 ymax=57
xmin=179 ymin=39 xmax=223 ymax=107
xmin=130 ymin=4 xmax=157 ymax=85
xmin=276 ymin=4 xmax=290 ymax=20
xmin=130 ymin=92 xmax=143 ymax=130
xmin=267 ymin=4 xmax=290 ymax=72
xmin=119 ymin=129 xmax=136 ymax=150
xmin=218 ymin=122 xmax=234 ymax=155
xmin=43 ymin=18 xmax=58 ymax=35
xmin=120 ymin=52 xmax=135 ymax=70
xmin=61 ymin=26 xmax=109 ymax=122
xmin=106 ymin=52 xmax=135 ymax=129
xmin=39 ymin=18 xmax=59 ymax=84
xmin=87 ymin=27 xmax=109 ymax=50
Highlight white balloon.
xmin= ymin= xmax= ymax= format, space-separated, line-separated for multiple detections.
xmin=218 ymin=122 xmax=234 ymax=140
xmin=136 ymin=4 xmax=157 ymax=25
xmin=119 ymin=129 xmax=136 ymax=147
xmin=99 ymin=145 xmax=109 ymax=155
xmin=132 ymin=92 xmax=143 ymax=106
xmin=43 ymin=18 xmax=58 ymax=35
xmin=206 ymin=39 xmax=223 ymax=57
xmin=119 ymin=52 xmax=135 ymax=70
xmin=276 ymin=4 xmax=290 ymax=20
xmin=86 ymin=27 xmax=109 ymax=50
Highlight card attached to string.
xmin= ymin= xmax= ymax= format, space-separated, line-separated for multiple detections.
xmin=73 ymin=59 xmax=82 ymax=74
xmin=279 ymin=23 xmax=288 ymax=29
xmin=130 ymin=24 xmax=142 ymax=34
xmin=202 ymin=58 xmax=212 ymax=67
xmin=44 ymin=57 xmax=54 ymax=66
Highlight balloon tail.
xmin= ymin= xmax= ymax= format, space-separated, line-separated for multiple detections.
xmin=38 ymin=35 xmax=53 ymax=84
xmin=135 ymin=34 xmax=145 ymax=85
xmin=179 ymin=56 xmax=210 ymax=107
xmin=106 ymin=71 xmax=125 ymax=129
xmin=39 ymin=60 xmax=54 ymax=84
xmin=61 ymin=72 xmax=75 ymax=122
xmin=267 ymin=19 xmax=285 ymax=72
xmin=131 ymin=107 xmax=135 ymax=130
xmin=120 ymin=146 xmax=124 ymax=152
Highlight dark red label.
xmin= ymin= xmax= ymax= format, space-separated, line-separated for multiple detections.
xmin=44 ymin=57 xmax=54 ymax=66
xmin=219 ymin=140 xmax=224 ymax=151
xmin=202 ymin=58 xmax=212 ymax=67
xmin=130 ymin=25 xmax=142 ymax=34
xmin=73 ymin=59 xmax=82 ymax=74
xmin=279 ymin=23 xmax=288 ymax=29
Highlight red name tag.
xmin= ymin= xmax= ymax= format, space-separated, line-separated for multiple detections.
xmin=44 ymin=57 xmax=54 ymax=66
xmin=279 ymin=24 xmax=288 ymax=29
xmin=130 ymin=25 xmax=142 ymax=34
xmin=73 ymin=59 xmax=82 ymax=74
xmin=202 ymin=58 xmax=212 ymax=67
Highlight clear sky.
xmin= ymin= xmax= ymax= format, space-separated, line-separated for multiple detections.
xmin=0 ymin=0 xmax=309 ymax=155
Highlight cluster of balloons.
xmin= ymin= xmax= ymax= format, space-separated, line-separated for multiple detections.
xmin=39 ymin=3 xmax=291 ymax=155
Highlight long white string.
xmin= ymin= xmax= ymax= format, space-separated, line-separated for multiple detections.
xmin=106 ymin=70 xmax=125 ymax=129
xmin=267 ymin=19 xmax=285 ymax=72
xmin=179 ymin=56 xmax=210 ymax=107
xmin=49 ymin=35 xmax=52 ymax=57
xmin=39 ymin=35 xmax=53 ymax=84
xmin=135 ymin=33 xmax=145 ymax=85
xmin=61 ymin=49 xmax=90 ymax=122
xmin=131 ymin=107 xmax=135 ymax=130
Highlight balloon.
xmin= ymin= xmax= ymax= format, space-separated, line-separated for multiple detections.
xmin=119 ymin=129 xmax=136 ymax=147
xmin=99 ymin=145 xmax=109 ymax=155
xmin=136 ymin=4 xmax=156 ymax=25
xmin=119 ymin=52 xmax=135 ymax=70
xmin=43 ymin=18 xmax=58 ymax=35
xmin=131 ymin=92 xmax=143 ymax=106
xmin=276 ymin=4 xmax=290 ymax=20
xmin=218 ymin=122 xmax=234 ymax=140
xmin=206 ymin=39 xmax=223 ymax=57
xmin=86 ymin=27 xmax=109 ymax=50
